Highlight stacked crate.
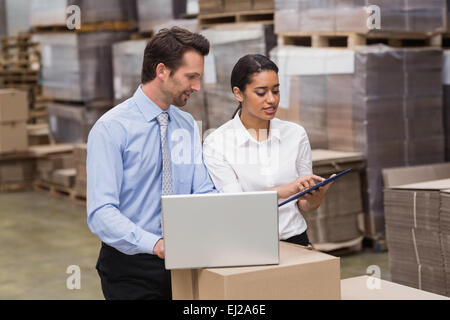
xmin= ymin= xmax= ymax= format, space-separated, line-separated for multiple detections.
xmin=201 ymin=23 xmax=277 ymax=129
xmin=271 ymin=0 xmax=447 ymax=242
xmin=271 ymin=45 xmax=445 ymax=240
xmin=73 ymin=144 xmax=87 ymax=199
xmin=0 ymin=90 xmax=34 ymax=191
xmin=306 ymin=150 xmax=365 ymax=253
xmin=137 ymin=0 xmax=191 ymax=33
xmin=198 ymin=0 xmax=274 ymax=27
xmin=31 ymin=143 xmax=76 ymax=196
xmin=0 ymin=89 xmax=28 ymax=154
xmin=383 ymin=163 xmax=450 ymax=296
xmin=29 ymin=0 xmax=137 ymax=29
xmin=30 ymin=0 xmax=136 ymax=144
xmin=0 ymin=33 xmax=46 ymax=123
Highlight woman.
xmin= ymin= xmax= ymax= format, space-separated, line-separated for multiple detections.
xmin=203 ymin=54 xmax=334 ymax=247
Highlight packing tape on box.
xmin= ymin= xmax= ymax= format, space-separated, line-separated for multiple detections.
xmin=410 ymin=227 xmax=423 ymax=289
xmin=411 ymin=228 xmax=421 ymax=266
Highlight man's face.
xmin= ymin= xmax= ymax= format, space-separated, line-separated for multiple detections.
xmin=164 ymin=50 xmax=204 ymax=107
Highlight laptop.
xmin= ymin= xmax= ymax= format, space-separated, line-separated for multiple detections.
xmin=161 ymin=191 xmax=279 ymax=270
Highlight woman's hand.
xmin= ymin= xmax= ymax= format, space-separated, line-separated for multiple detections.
xmin=298 ymin=174 xmax=336 ymax=212
xmin=276 ymin=174 xmax=325 ymax=199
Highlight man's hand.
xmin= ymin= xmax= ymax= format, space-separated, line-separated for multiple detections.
xmin=153 ymin=239 xmax=165 ymax=259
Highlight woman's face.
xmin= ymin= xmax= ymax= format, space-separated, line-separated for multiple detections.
xmin=234 ymin=70 xmax=280 ymax=121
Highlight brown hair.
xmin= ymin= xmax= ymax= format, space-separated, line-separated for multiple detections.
xmin=230 ymin=54 xmax=279 ymax=118
xmin=141 ymin=26 xmax=210 ymax=84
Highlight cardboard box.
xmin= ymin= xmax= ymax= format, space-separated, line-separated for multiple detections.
xmin=0 ymin=89 xmax=28 ymax=123
xmin=0 ymin=157 xmax=36 ymax=184
xmin=51 ymin=168 xmax=77 ymax=188
xmin=171 ymin=241 xmax=340 ymax=300
xmin=0 ymin=122 xmax=28 ymax=153
xmin=383 ymin=163 xmax=450 ymax=296
xmin=341 ymin=276 xmax=449 ymax=300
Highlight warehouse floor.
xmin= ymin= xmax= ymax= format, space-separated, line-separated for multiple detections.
xmin=0 ymin=191 xmax=390 ymax=300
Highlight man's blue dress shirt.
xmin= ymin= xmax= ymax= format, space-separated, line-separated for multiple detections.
xmin=86 ymin=86 xmax=216 ymax=255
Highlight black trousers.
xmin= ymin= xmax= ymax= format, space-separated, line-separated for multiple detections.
xmin=282 ymin=230 xmax=311 ymax=247
xmin=96 ymin=242 xmax=172 ymax=300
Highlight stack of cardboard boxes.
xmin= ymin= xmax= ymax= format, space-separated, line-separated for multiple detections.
xmin=137 ymin=0 xmax=190 ymax=33
xmin=172 ymin=241 xmax=341 ymax=300
xmin=36 ymin=152 xmax=76 ymax=188
xmin=383 ymin=163 xmax=450 ymax=296
xmin=198 ymin=0 xmax=273 ymax=15
xmin=29 ymin=0 xmax=137 ymax=28
xmin=271 ymin=45 xmax=445 ymax=240
xmin=201 ymin=23 xmax=277 ymax=129
xmin=0 ymin=89 xmax=28 ymax=154
xmin=274 ymin=0 xmax=446 ymax=34
xmin=73 ymin=144 xmax=87 ymax=199
xmin=30 ymin=0 xmax=135 ymax=144
xmin=305 ymin=150 xmax=365 ymax=248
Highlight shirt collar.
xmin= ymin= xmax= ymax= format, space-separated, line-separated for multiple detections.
xmin=133 ymin=85 xmax=174 ymax=122
xmin=232 ymin=112 xmax=281 ymax=146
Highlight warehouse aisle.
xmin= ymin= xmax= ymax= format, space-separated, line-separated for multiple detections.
xmin=0 ymin=192 xmax=103 ymax=299
xmin=0 ymin=192 xmax=390 ymax=300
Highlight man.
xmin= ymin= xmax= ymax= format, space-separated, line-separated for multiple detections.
xmin=86 ymin=27 xmax=216 ymax=300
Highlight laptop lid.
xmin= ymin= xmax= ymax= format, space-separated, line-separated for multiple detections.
xmin=161 ymin=191 xmax=279 ymax=269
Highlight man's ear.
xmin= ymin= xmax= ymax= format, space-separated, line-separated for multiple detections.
xmin=155 ymin=62 xmax=168 ymax=81
xmin=232 ymin=86 xmax=244 ymax=103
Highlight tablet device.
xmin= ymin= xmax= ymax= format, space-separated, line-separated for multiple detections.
xmin=278 ymin=168 xmax=352 ymax=208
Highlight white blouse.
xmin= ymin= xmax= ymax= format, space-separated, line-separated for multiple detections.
xmin=203 ymin=113 xmax=313 ymax=240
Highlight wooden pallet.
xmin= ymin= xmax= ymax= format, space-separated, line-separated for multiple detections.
xmin=278 ymin=31 xmax=443 ymax=48
xmin=31 ymin=20 xmax=138 ymax=33
xmin=0 ymin=182 xmax=32 ymax=192
xmin=312 ymin=236 xmax=364 ymax=256
xmin=33 ymin=180 xmax=86 ymax=205
xmin=198 ymin=9 xmax=274 ymax=26
xmin=46 ymin=98 xmax=114 ymax=109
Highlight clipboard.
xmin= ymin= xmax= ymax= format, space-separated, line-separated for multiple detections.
xmin=278 ymin=168 xmax=352 ymax=208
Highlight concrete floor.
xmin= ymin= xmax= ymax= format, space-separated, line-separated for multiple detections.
xmin=0 ymin=191 xmax=390 ymax=300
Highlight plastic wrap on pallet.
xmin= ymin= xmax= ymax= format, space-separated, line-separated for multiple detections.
xmin=33 ymin=31 xmax=130 ymax=103
xmin=271 ymin=44 xmax=445 ymax=237
xmin=201 ymin=23 xmax=276 ymax=88
xmin=30 ymin=0 xmax=137 ymax=27
xmin=274 ymin=0 xmax=447 ymax=34
xmin=47 ymin=103 xmax=110 ymax=143
xmin=151 ymin=19 xmax=199 ymax=34
xmin=198 ymin=0 xmax=273 ymax=14
xmin=112 ymin=38 xmax=148 ymax=103
xmin=111 ymin=37 xmax=208 ymax=132
xmin=137 ymin=0 xmax=187 ymax=33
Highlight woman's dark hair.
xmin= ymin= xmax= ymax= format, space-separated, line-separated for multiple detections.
xmin=141 ymin=26 xmax=210 ymax=84
xmin=230 ymin=54 xmax=279 ymax=118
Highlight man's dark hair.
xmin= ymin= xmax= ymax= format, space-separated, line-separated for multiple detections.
xmin=141 ymin=27 xmax=210 ymax=84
